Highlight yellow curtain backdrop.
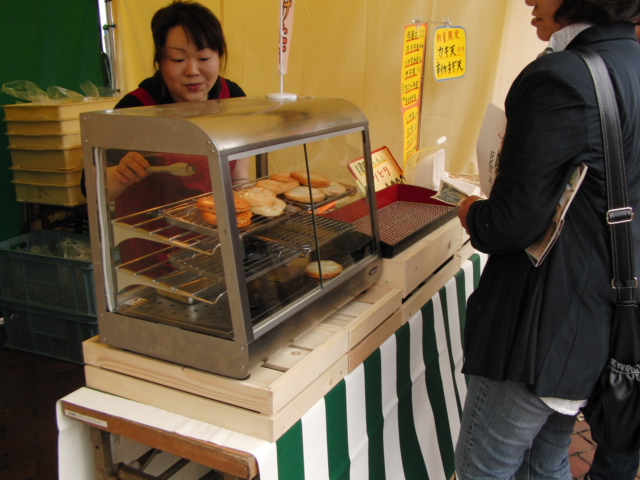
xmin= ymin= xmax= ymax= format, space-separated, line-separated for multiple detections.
xmin=113 ymin=0 xmax=545 ymax=174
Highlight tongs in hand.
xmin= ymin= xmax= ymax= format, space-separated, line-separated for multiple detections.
xmin=146 ymin=162 xmax=196 ymax=176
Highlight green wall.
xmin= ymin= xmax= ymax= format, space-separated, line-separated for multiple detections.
xmin=0 ymin=1 xmax=105 ymax=241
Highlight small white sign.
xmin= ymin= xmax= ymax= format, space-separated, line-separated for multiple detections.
xmin=64 ymin=409 xmax=108 ymax=428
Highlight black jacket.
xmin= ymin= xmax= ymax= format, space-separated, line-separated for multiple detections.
xmin=463 ymin=23 xmax=640 ymax=399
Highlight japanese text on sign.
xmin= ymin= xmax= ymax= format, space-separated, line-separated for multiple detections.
xmin=433 ymin=26 xmax=466 ymax=81
xmin=348 ymin=146 xmax=406 ymax=192
xmin=401 ymin=24 xmax=427 ymax=110
xmin=401 ymin=23 xmax=428 ymax=167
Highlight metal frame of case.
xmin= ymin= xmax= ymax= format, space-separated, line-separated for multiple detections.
xmin=82 ymin=97 xmax=382 ymax=379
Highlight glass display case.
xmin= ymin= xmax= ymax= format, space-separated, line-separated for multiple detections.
xmin=82 ymin=97 xmax=381 ymax=379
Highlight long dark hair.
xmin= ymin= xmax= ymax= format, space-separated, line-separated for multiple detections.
xmin=151 ymin=0 xmax=228 ymax=73
xmin=555 ymin=0 xmax=640 ymax=24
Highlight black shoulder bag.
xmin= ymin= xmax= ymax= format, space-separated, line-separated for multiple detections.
xmin=577 ymin=47 xmax=640 ymax=457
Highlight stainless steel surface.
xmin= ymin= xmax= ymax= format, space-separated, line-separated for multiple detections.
xmin=124 ymin=295 xmax=233 ymax=337
xmin=83 ymin=97 xmax=368 ymax=157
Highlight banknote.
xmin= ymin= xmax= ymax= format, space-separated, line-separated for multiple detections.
xmin=431 ymin=180 xmax=469 ymax=206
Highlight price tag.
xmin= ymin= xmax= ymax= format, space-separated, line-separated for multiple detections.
xmin=433 ymin=26 xmax=466 ymax=81
xmin=348 ymin=146 xmax=406 ymax=192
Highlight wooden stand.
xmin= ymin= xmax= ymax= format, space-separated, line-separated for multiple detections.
xmin=68 ymin=218 xmax=474 ymax=478
xmin=62 ymin=398 xmax=259 ymax=479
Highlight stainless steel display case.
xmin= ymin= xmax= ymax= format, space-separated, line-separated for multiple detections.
xmin=82 ymin=96 xmax=382 ymax=379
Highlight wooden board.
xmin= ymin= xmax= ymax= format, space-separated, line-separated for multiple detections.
xmin=348 ymin=309 xmax=403 ymax=371
xmin=85 ymin=356 xmax=349 ymax=442
xmin=321 ymin=284 xmax=402 ymax=349
xmin=83 ymin=284 xmax=402 ymax=416
xmin=379 ymin=218 xmax=465 ymax=298
xmin=401 ymin=240 xmax=476 ymax=324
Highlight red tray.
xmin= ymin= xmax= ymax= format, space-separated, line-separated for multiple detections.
xmin=323 ymin=184 xmax=458 ymax=258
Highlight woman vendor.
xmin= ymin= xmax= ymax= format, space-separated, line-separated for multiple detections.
xmin=81 ymin=0 xmax=249 ymax=262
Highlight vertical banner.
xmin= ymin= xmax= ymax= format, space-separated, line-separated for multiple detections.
xmin=279 ymin=0 xmax=295 ymax=74
xmin=433 ymin=26 xmax=466 ymax=81
xmin=401 ymin=23 xmax=428 ymax=166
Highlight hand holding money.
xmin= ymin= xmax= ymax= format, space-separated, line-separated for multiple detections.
xmin=431 ymin=180 xmax=471 ymax=206
xmin=457 ymin=195 xmax=483 ymax=235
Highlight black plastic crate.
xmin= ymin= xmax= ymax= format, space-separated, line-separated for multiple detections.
xmin=0 ymin=230 xmax=96 ymax=315
xmin=2 ymin=300 xmax=97 ymax=364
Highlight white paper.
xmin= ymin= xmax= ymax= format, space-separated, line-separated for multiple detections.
xmin=476 ymin=103 xmax=507 ymax=196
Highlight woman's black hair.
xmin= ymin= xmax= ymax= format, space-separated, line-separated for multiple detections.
xmin=151 ymin=0 xmax=228 ymax=72
xmin=555 ymin=0 xmax=640 ymax=25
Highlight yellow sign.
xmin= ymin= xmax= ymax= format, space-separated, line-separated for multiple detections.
xmin=348 ymin=146 xmax=406 ymax=192
xmin=403 ymin=106 xmax=420 ymax=161
xmin=401 ymin=24 xmax=427 ymax=109
xmin=401 ymin=23 xmax=428 ymax=166
xmin=433 ymin=26 xmax=466 ymax=81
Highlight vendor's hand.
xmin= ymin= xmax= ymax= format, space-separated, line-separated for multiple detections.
xmin=113 ymin=151 xmax=150 ymax=186
xmin=106 ymin=152 xmax=150 ymax=201
xmin=458 ymin=195 xmax=482 ymax=235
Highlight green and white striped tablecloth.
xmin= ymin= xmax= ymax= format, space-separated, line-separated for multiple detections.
xmin=260 ymin=253 xmax=488 ymax=480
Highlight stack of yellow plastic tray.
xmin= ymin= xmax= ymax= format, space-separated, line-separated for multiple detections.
xmin=3 ymin=97 xmax=118 ymax=206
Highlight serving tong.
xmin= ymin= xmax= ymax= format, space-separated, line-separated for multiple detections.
xmin=146 ymin=162 xmax=196 ymax=176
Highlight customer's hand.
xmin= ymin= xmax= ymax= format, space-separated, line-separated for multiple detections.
xmin=458 ymin=195 xmax=482 ymax=235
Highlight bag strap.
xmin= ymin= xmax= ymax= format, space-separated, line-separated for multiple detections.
xmin=576 ymin=47 xmax=636 ymax=303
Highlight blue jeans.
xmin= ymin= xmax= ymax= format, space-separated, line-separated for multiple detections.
xmin=588 ymin=444 xmax=639 ymax=480
xmin=455 ymin=376 xmax=576 ymax=480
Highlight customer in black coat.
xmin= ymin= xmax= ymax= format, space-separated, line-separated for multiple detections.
xmin=454 ymin=0 xmax=640 ymax=478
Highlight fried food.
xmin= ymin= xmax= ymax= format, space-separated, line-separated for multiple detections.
xmin=200 ymin=210 xmax=253 ymax=227
xmin=290 ymin=171 xmax=331 ymax=188
xmin=196 ymin=194 xmax=250 ymax=213
xmin=319 ymin=182 xmax=347 ymax=197
xmin=270 ymin=172 xmax=294 ymax=183
xmin=250 ymin=198 xmax=287 ymax=217
xmin=284 ymin=186 xmax=326 ymax=203
xmin=235 ymin=187 xmax=278 ymax=207
xmin=256 ymin=178 xmax=300 ymax=195
xmin=304 ymin=260 xmax=343 ymax=279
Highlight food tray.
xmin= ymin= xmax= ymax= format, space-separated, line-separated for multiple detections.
xmin=163 ymin=195 xmax=300 ymax=237
xmin=7 ymin=132 xmax=81 ymax=149
xmin=10 ymin=166 xmax=83 ymax=186
xmin=8 ymin=146 xmax=84 ymax=171
xmin=284 ymin=183 xmax=358 ymax=211
xmin=5 ymin=118 xmax=80 ymax=135
xmin=168 ymin=237 xmax=303 ymax=283
xmin=260 ymin=212 xmax=354 ymax=251
xmin=3 ymin=97 xmax=118 ymax=121
xmin=12 ymin=180 xmax=86 ymax=206
xmin=323 ymin=183 xmax=458 ymax=258
xmin=363 ymin=184 xmax=458 ymax=258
